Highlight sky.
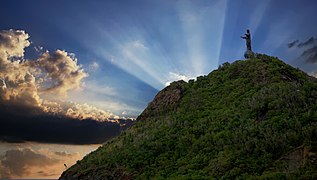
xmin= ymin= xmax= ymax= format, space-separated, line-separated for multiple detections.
xmin=0 ymin=0 xmax=317 ymax=179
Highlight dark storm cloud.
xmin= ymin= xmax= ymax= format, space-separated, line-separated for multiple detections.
xmin=0 ymin=106 xmax=122 ymax=144
xmin=288 ymin=40 xmax=299 ymax=48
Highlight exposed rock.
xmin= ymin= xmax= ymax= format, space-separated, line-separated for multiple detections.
xmin=137 ymin=80 xmax=186 ymax=120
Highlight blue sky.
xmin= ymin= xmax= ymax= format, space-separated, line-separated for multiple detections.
xmin=1 ymin=0 xmax=317 ymax=179
xmin=1 ymin=0 xmax=317 ymax=117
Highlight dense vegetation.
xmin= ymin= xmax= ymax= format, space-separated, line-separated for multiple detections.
xmin=60 ymin=54 xmax=317 ymax=179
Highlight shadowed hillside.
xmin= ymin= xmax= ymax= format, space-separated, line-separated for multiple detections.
xmin=60 ymin=54 xmax=317 ymax=179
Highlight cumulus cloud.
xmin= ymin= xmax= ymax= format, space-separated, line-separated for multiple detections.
xmin=165 ymin=72 xmax=193 ymax=86
xmin=0 ymin=29 xmax=30 ymax=57
xmin=0 ymin=147 xmax=81 ymax=179
xmin=0 ymin=29 xmax=42 ymax=114
xmin=34 ymin=50 xmax=88 ymax=97
xmin=0 ymin=29 xmax=115 ymax=119
xmin=0 ymin=29 xmax=129 ymax=144
xmin=64 ymin=102 xmax=119 ymax=122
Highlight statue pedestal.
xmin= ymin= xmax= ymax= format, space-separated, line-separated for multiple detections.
xmin=244 ymin=50 xmax=254 ymax=59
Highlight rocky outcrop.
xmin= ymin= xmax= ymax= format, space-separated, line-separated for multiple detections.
xmin=137 ymin=80 xmax=186 ymax=120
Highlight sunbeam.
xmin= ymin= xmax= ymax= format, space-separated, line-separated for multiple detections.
xmin=177 ymin=0 xmax=228 ymax=76
xmin=74 ymin=1 xmax=229 ymax=90
xmin=1 ymin=1 xmax=317 ymax=179
xmin=248 ymin=0 xmax=271 ymax=37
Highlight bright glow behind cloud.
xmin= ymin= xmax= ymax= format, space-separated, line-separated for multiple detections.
xmin=165 ymin=72 xmax=195 ymax=86
xmin=0 ymin=29 xmax=118 ymax=121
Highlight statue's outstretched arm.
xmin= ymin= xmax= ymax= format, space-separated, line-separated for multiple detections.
xmin=241 ymin=36 xmax=246 ymax=39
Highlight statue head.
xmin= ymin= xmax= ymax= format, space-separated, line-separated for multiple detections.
xmin=247 ymin=29 xmax=250 ymax=33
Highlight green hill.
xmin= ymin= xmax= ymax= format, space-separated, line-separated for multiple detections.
xmin=60 ymin=54 xmax=317 ymax=179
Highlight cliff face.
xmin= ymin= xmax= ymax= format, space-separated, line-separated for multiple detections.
xmin=137 ymin=80 xmax=186 ymax=120
xmin=60 ymin=54 xmax=317 ymax=179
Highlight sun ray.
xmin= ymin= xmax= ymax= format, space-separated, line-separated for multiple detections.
xmin=63 ymin=1 xmax=230 ymax=91
xmin=178 ymin=0 xmax=228 ymax=76
xmin=248 ymin=0 xmax=271 ymax=36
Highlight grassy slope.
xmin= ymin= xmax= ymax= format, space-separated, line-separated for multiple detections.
xmin=60 ymin=54 xmax=317 ymax=179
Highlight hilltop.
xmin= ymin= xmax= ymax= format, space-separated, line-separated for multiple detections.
xmin=60 ymin=54 xmax=317 ymax=179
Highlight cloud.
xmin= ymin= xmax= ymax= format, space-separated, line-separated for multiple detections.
xmin=64 ymin=102 xmax=119 ymax=122
xmin=0 ymin=29 xmax=30 ymax=57
xmin=297 ymin=37 xmax=315 ymax=48
xmin=34 ymin=50 xmax=88 ymax=97
xmin=0 ymin=29 xmax=130 ymax=144
xmin=0 ymin=107 xmax=122 ymax=144
xmin=0 ymin=148 xmax=59 ymax=178
xmin=132 ymin=40 xmax=148 ymax=50
xmin=0 ymin=29 xmax=114 ymax=119
xmin=0 ymin=146 xmax=82 ymax=179
xmin=301 ymin=45 xmax=317 ymax=63
xmin=34 ymin=46 xmax=43 ymax=53
xmin=288 ymin=37 xmax=316 ymax=49
xmin=289 ymin=36 xmax=317 ymax=64
xmin=0 ymin=29 xmax=42 ymax=114
xmin=288 ymin=40 xmax=299 ymax=48
xmin=88 ymin=61 xmax=100 ymax=71
xmin=165 ymin=72 xmax=193 ymax=86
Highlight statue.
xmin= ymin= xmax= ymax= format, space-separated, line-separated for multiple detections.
xmin=241 ymin=29 xmax=254 ymax=58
